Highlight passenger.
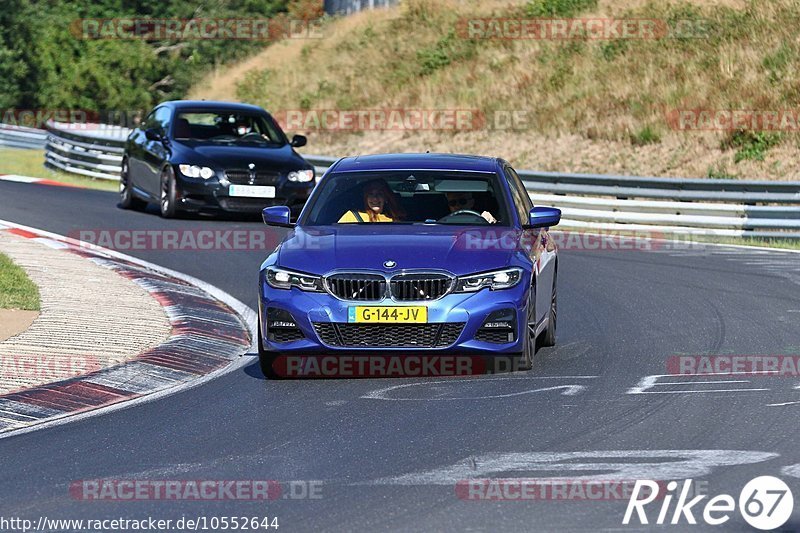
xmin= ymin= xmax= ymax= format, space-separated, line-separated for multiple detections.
xmin=339 ymin=179 xmax=404 ymax=223
xmin=235 ymin=118 xmax=252 ymax=136
xmin=445 ymin=191 xmax=497 ymax=224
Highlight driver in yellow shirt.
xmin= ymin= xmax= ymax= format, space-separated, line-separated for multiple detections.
xmin=339 ymin=179 xmax=404 ymax=223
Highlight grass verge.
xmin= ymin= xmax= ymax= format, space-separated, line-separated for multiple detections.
xmin=0 ymin=252 xmax=40 ymax=311
xmin=0 ymin=148 xmax=119 ymax=192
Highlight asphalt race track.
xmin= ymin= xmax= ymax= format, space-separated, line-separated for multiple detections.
xmin=1 ymin=179 xmax=800 ymax=531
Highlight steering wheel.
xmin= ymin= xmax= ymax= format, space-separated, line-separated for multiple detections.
xmin=236 ymin=132 xmax=263 ymax=141
xmin=437 ymin=209 xmax=490 ymax=224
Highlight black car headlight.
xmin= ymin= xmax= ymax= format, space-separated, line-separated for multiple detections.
xmin=455 ymin=268 xmax=522 ymax=293
xmin=265 ymin=266 xmax=323 ymax=291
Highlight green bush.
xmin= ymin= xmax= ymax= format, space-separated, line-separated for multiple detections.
xmin=416 ymin=30 xmax=476 ymax=76
xmin=0 ymin=0 xmax=289 ymax=114
xmin=722 ymin=130 xmax=782 ymax=163
xmin=630 ymin=125 xmax=661 ymax=146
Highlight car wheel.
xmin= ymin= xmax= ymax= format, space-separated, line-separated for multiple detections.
xmin=258 ymin=323 xmax=282 ymax=379
xmin=159 ymin=166 xmax=178 ymax=218
xmin=119 ymin=159 xmax=145 ymax=210
xmin=541 ymin=269 xmax=558 ymax=347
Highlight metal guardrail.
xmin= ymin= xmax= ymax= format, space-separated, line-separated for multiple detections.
xmin=0 ymin=123 xmax=48 ymax=149
xmin=305 ymin=155 xmax=800 ymax=239
xmin=44 ymin=121 xmax=129 ymax=181
xmin=3 ymin=125 xmax=798 ymax=239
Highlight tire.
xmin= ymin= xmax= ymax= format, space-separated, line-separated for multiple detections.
xmin=258 ymin=323 xmax=282 ymax=379
xmin=119 ymin=159 xmax=145 ymax=210
xmin=159 ymin=166 xmax=178 ymax=218
xmin=540 ymin=269 xmax=558 ymax=348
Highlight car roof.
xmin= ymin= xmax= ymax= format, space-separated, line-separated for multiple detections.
xmin=332 ymin=153 xmax=502 ymax=173
xmin=157 ymin=100 xmax=268 ymax=114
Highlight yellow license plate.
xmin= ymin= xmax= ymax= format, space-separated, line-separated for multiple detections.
xmin=348 ymin=306 xmax=428 ymax=323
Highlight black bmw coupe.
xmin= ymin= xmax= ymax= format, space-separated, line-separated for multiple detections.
xmin=121 ymin=100 xmax=315 ymax=218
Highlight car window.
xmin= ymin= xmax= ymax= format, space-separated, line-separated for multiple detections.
xmin=504 ymin=165 xmax=531 ymax=225
xmin=300 ymin=171 xmax=512 ymax=226
xmin=172 ymin=110 xmax=285 ymax=144
xmin=507 ymin=166 xmax=532 ymax=211
xmin=142 ymin=110 xmax=159 ymax=130
xmin=154 ymin=107 xmax=171 ymax=134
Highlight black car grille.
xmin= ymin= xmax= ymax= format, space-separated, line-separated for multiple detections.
xmin=219 ymin=198 xmax=280 ymax=212
xmin=474 ymin=329 xmax=515 ymax=344
xmin=323 ymin=272 xmax=453 ymax=301
xmin=390 ymin=273 xmax=452 ymax=301
xmin=313 ymin=323 xmax=465 ymax=348
xmin=225 ymin=169 xmax=281 ymax=186
xmin=268 ymin=327 xmax=305 ymax=343
xmin=325 ymin=274 xmax=386 ymax=301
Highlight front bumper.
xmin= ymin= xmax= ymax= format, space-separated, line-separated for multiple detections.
xmin=175 ymin=175 xmax=312 ymax=213
xmin=258 ymin=281 xmax=530 ymax=355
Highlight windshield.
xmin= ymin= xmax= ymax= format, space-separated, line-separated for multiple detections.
xmin=300 ymin=170 xmax=512 ymax=226
xmin=172 ymin=111 xmax=286 ymax=145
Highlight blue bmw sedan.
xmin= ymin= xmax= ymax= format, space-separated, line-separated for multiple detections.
xmin=258 ymin=153 xmax=561 ymax=376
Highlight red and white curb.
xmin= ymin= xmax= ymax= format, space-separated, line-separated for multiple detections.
xmin=0 ymin=173 xmax=86 ymax=188
xmin=0 ymin=219 xmax=256 ymax=437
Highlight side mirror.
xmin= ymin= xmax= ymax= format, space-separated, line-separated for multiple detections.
xmin=144 ymin=128 xmax=162 ymax=142
xmin=526 ymin=206 xmax=561 ymax=229
xmin=290 ymin=134 xmax=307 ymax=148
xmin=262 ymin=206 xmax=294 ymax=227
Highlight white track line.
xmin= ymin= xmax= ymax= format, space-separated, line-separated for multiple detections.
xmin=0 ymin=175 xmax=43 ymax=184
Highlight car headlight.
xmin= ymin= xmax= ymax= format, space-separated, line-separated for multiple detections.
xmin=265 ymin=266 xmax=323 ymax=291
xmin=287 ymin=169 xmax=314 ymax=182
xmin=178 ymin=165 xmax=215 ymax=179
xmin=455 ymin=268 xmax=522 ymax=293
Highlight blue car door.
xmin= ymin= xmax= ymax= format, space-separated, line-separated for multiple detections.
xmin=505 ymin=165 xmax=556 ymax=327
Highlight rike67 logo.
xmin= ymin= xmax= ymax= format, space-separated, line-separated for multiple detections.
xmin=624 ymin=476 xmax=793 ymax=530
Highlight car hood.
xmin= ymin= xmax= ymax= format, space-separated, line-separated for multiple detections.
xmin=174 ymin=141 xmax=309 ymax=171
xmin=276 ymin=225 xmax=527 ymax=276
